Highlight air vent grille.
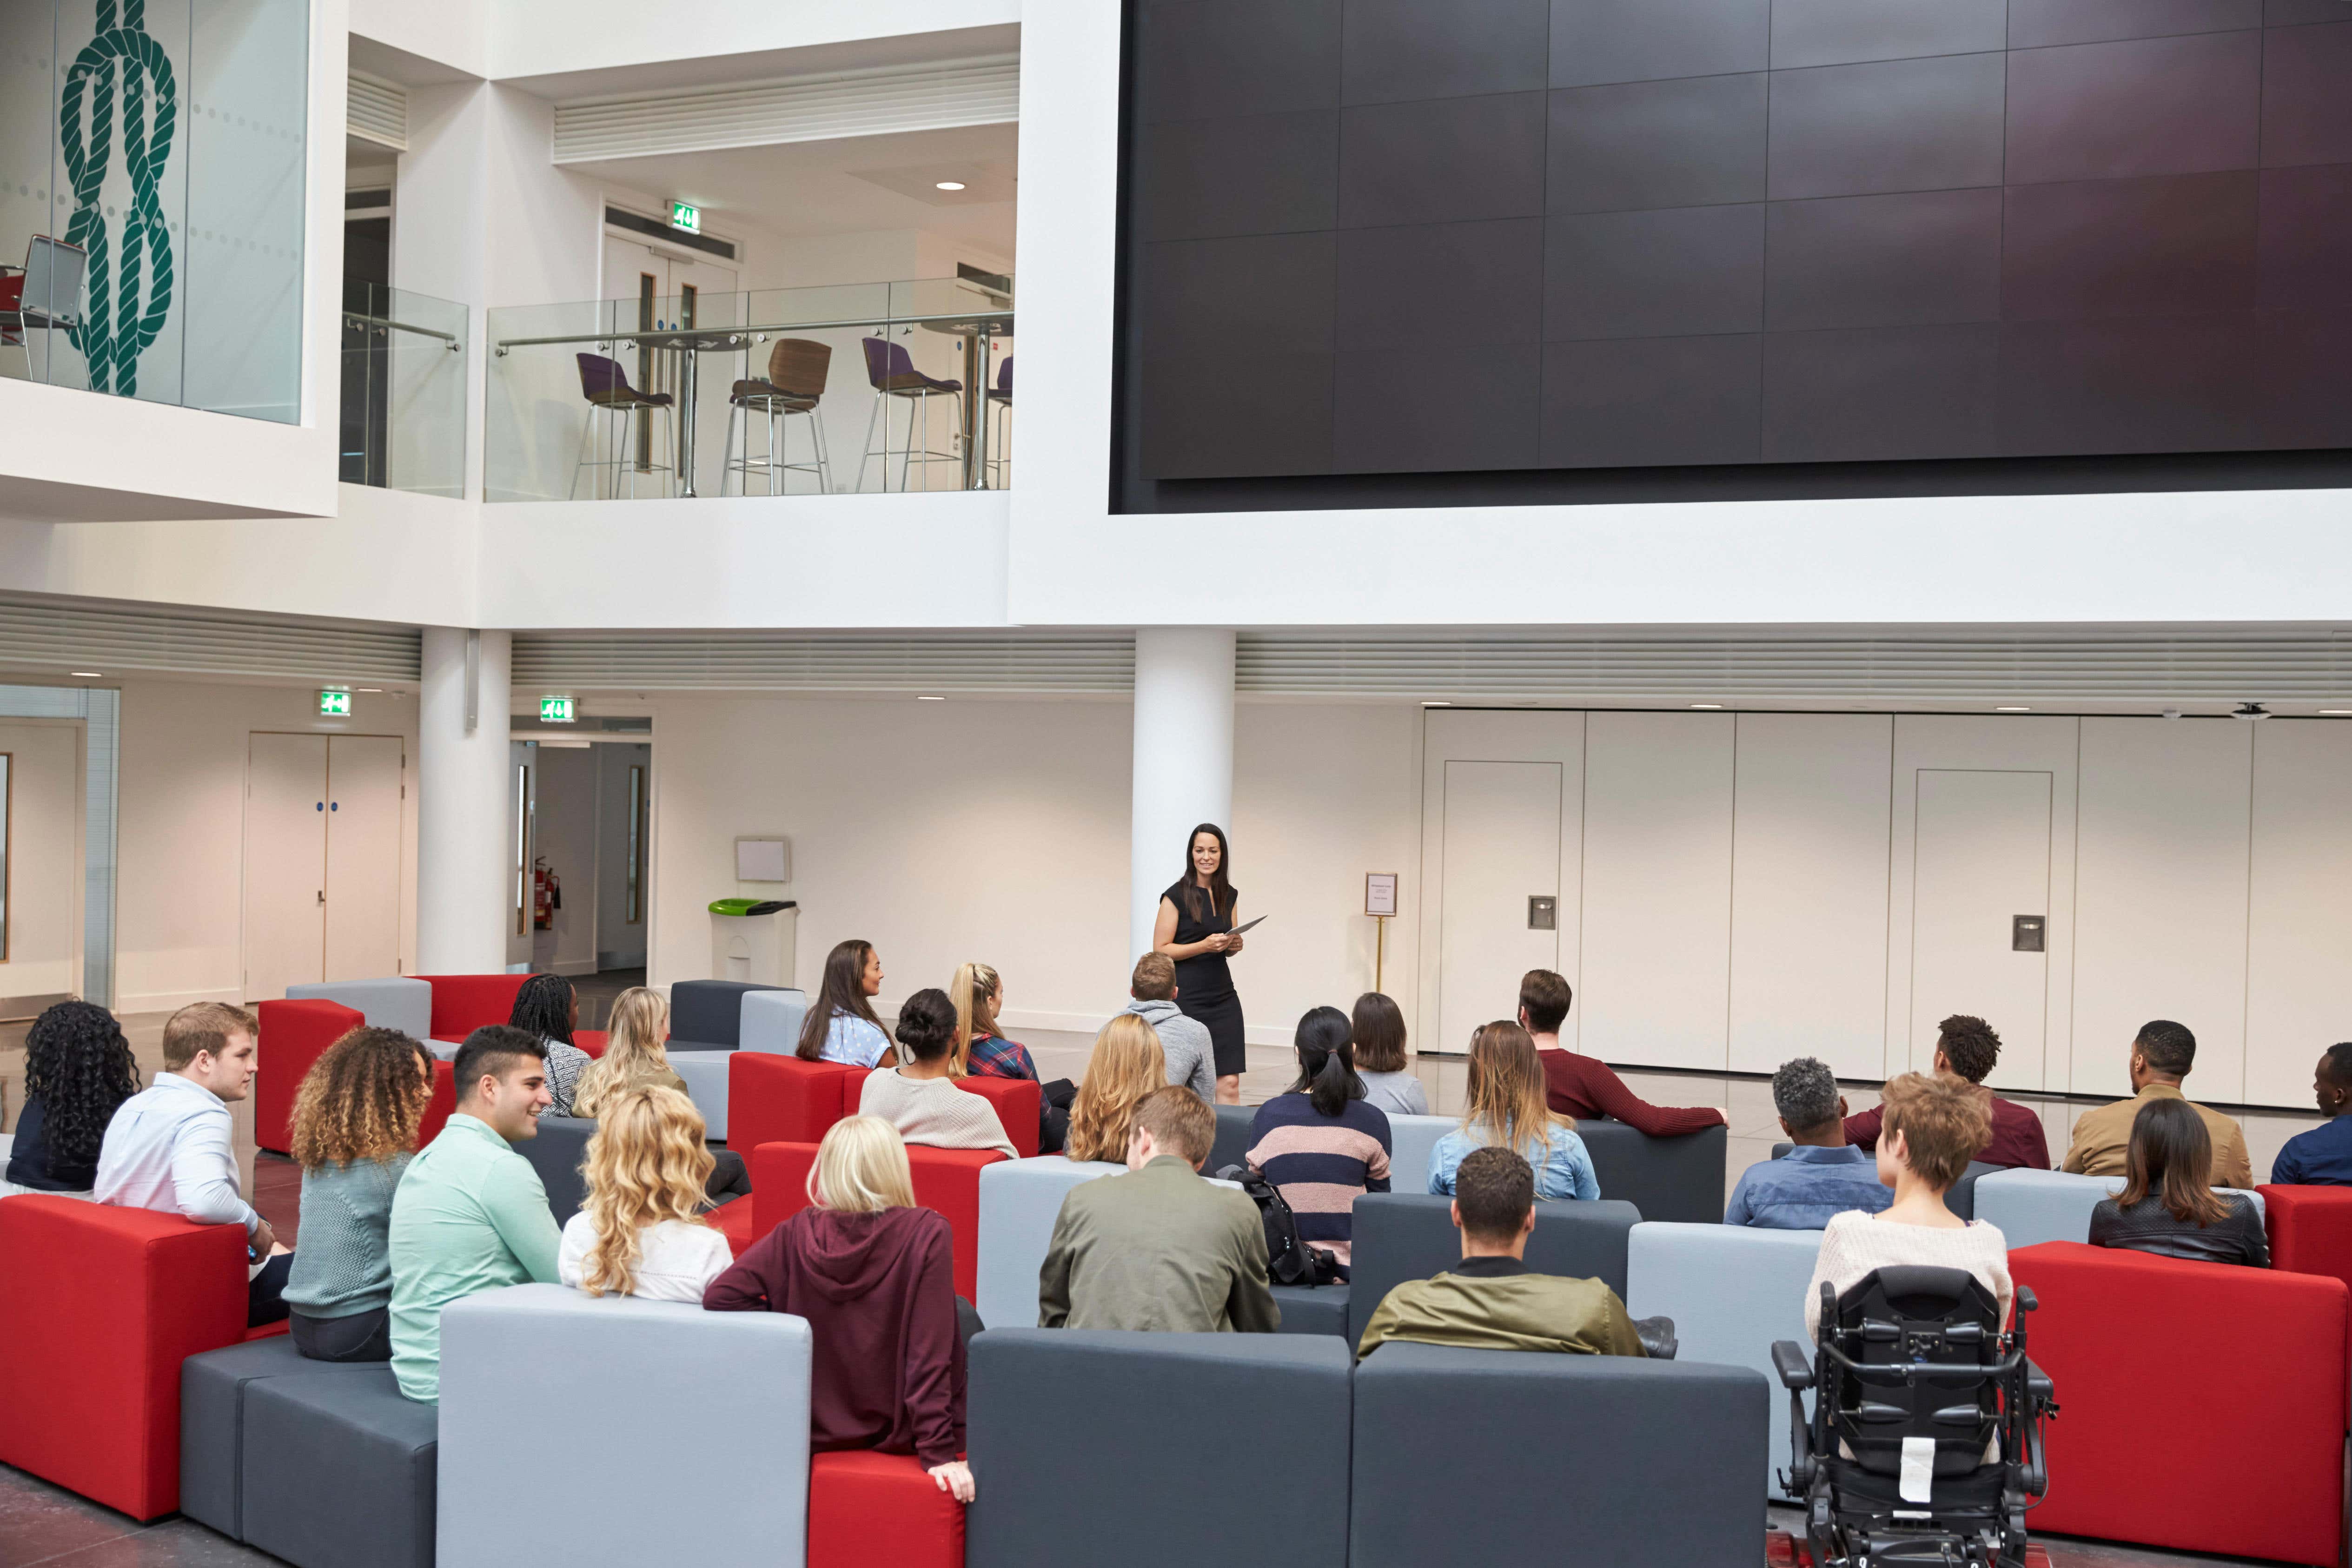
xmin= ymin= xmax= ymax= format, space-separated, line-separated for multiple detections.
xmin=512 ymin=630 xmax=1131 ymax=692
xmin=552 ymin=56 xmax=1019 ymax=163
xmin=0 ymin=593 xmax=419 ymax=684
xmin=347 ymin=72 xmax=407 ymax=151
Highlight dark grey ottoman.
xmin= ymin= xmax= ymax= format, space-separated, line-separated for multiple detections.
xmin=1206 ymin=1103 xmax=1254 ymax=1178
xmin=1350 ymin=1343 xmax=1766 ymax=1567
xmin=510 ymin=1115 xmax=595 ymax=1225
xmin=242 ymin=1368 xmax=438 ymax=1568
xmin=1579 ymin=1118 xmax=1727 ymax=1224
xmin=967 ymin=1330 xmax=1351 ymax=1568
xmin=182 ymin=1335 xmax=330 ymax=1539
xmin=1345 ymin=1193 xmax=1640 ymax=1347
xmin=1270 ymin=1282 xmax=1350 ymax=1337
xmin=666 ymin=979 xmax=779 ymax=1050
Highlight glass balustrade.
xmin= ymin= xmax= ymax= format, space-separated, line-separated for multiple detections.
xmin=484 ymin=277 xmax=1012 ymax=502
xmin=0 ymin=0 xmax=308 ymax=422
xmin=340 ymin=283 xmax=467 ymax=496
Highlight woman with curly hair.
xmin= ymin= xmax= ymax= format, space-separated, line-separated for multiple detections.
xmin=5 ymin=1000 xmax=140 ymax=1195
xmin=283 ymin=1027 xmax=437 ymax=1362
xmin=508 ymin=973 xmax=592 ymax=1118
xmin=1061 ymin=1015 xmax=1168 ymax=1164
xmin=557 ymin=1085 xmax=730 ymax=1303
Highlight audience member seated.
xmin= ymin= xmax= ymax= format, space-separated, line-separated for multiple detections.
xmin=95 ymin=1002 xmax=292 ymax=1327
xmin=1119 ymin=952 xmax=1214 ymax=1102
xmin=1518 ymin=969 xmax=1727 ymax=1135
xmin=1724 ymin=1056 xmax=1891 ymax=1229
xmin=2062 ymin=1019 xmax=2252 ymax=1189
xmin=283 ymin=1027 xmax=436 ymax=1362
xmin=953 ymin=960 xmax=1076 ymax=1154
xmin=1060 ymin=1014 xmax=1168 ymax=1164
xmin=2089 ymin=1098 xmax=2270 ymax=1268
xmin=574 ymin=986 xmax=751 ymax=1203
xmin=1350 ymin=992 xmax=1428 ymax=1118
xmin=796 ymin=938 xmax=894 ymax=1069
xmin=704 ymin=1116 xmax=976 ymax=1503
xmin=858 ymin=989 xmax=1017 ymax=1158
xmin=1248 ymin=1006 xmax=1392 ymax=1277
xmin=1843 ymin=1013 xmax=2048 ymax=1170
xmin=388 ymin=1026 xmax=563 ymax=1402
xmin=1428 ymin=1021 xmax=1596 ymax=1201
xmin=4 ymin=1000 xmax=139 ymax=1194
xmin=1803 ymin=1073 xmax=2012 ymax=1338
xmin=2270 ymin=1042 xmax=2352 ymax=1185
xmin=1359 ymin=1147 xmax=1648 ymax=1361
xmin=560 ymin=1085 xmax=734 ymax=1302
xmin=1039 ymin=1085 xmax=1276 ymax=1332
xmin=510 ymin=973 xmax=594 ymax=1118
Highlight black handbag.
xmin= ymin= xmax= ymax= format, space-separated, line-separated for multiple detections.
xmin=1221 ymin=1167 xmax=1342 ymax=1287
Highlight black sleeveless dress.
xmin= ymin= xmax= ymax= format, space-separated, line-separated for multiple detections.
xmin=1164 ymin=878 xmax=1246 ymax=1078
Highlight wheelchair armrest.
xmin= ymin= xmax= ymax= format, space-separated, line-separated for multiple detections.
xmin=1771 ymin=1340 xmax=1816 ymax=1391
xmin=2024 ymin=1357 xmax=2054 ymax=1403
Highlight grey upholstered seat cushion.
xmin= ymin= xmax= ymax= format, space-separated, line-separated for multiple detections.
xmin=738 ymin=988 xmax=811 ymax=1053
xmin=509 ymin=1116 xmax=594 ymax=1225
xmin=1576 ymin=1118 xmax=1727 ymax=1224
xmin=1350 ymin=1342 xmax=1767 ymax=1567
xmin=974 ymin=1155 xmax=1124 ymax=1329
xmin=1345 ymin=1192 xmax=1640 ymax=1347
xmin=667 ymin=979 xmax=781 ymax=1051
xmin=240 ymin=1368 xmax=438 ymax=1568
xmin=182 ymin=1334 xmax=378 ymax=1540
xmin=967 ymin=1330 xmax=1351 ymax=1568
xmin=1271 ymin=1282 xmax=1350 ymax=1337
xmin=1207 ymin=1103 xmax=1254 ymax=1177
xmin=287 ymin=979 xmax=434 ymax=1044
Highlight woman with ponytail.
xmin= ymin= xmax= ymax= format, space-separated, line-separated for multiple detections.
xmin=1244 ymin=1006 xmax=1392 ymax=1277
xmin=948 ymin=962 xmax=1036 ymax=1081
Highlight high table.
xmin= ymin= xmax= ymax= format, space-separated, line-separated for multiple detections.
xmin=639 ymin=328 xmax=748 ymax=498
xmin=917 ymin=310 xmax=1013 ymax=490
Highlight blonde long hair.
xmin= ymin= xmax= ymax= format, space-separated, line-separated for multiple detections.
xmin=575 ymin=1085 xmax=714 ymax=1297
xmin=948 ymin=962 xmax=1007 ymax=1078
xmin=572 ymin=988 xmax=670 ymax=1119
xmin=1461 ymin=1020 xmax=1556 ymax=1160
xmin=809 ymin=1115 xmax=917 ymax=1212
xmin=1064 ymin=1015 xmax=1168 ymax=1163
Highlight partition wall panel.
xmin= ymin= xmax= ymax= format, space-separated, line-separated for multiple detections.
xmin=2244 ymin=719 xmax=2352 ymax=1106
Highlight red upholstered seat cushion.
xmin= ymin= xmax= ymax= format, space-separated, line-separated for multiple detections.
xmin=255 ymin=999 xmax=362 ymax=1155
xmin=955 ymin=1076 xmax=1041 ymax=1158
xmin=2262 ymin=1184 xmax=2352 ymax=1304
xmin=731 ymin=1055 xmax=871 ymax=1151
xmin=746 ymin=1142 xmax=1005 ymax=1300
xmin=415 ymin=973 xmax=529 ymax=1040
xmin=0 ymin=1196 xmax=255 ymax=1520
xmin=749 ymin=1143 xmax=822 ymax=1246
xmin=573 ymin=1030 xmax=607 ymax=1059
xmin=2011 ymin=1240 xmax=2348 ymax=1565
xmin=808 ymin=1449 xmax=965 ymax=1568
xmin=419 ymin=1061 xmax=457 ymax=1147
xmin=711 ymin=1197 xmax=758 ymax=1257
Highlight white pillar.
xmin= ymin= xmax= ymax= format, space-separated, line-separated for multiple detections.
xmin=1131 ymin=628 xmax=1236 ymax=962
xmin=417 ymin=626 xmax=512 ymax=973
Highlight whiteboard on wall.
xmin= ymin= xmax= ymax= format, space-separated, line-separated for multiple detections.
xmin=735 ymin=837 xmax=790 ymax=882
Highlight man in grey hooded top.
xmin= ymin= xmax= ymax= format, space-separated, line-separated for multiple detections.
xmin=1119 ymin=953 xmax=1216 ymax=1101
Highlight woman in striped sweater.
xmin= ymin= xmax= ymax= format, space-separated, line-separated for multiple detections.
xmin=1247 ymin=1006 xmax=1392 ymax=1277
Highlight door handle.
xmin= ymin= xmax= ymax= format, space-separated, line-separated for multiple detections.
xmin=317 ymin=890 xmax=325 ymax=905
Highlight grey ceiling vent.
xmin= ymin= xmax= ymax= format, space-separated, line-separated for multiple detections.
xmin=512 ymin=630 xmax=1131 ymax=693
xmin=347 ymin=71 xmax=408 ymax=152
xmin=0 ymin=592 xmax=420 ymax=684
xmin=552 ymin=55 xmax=1020 ymax=163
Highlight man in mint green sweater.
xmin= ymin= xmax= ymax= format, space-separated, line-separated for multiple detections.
xmin=388 ymin=1027 xmax=562 ymax=1402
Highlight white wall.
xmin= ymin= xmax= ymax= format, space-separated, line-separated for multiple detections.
xmin=115 ymin=679 xmax=419 ymax=1011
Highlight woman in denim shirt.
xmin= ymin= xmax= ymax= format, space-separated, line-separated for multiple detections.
xmin=1428 ymin=1020 xmax=1599 ymax=1202
xmin=795 ymin=939 xmax=894 ymax=1069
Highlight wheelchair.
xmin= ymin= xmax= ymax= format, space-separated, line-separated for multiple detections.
xmin=1771 ymin=1266 xmax=2058 ymax=1568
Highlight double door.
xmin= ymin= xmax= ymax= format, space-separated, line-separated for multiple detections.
xmin=603 ymin=236 xmax=739 ymax=494
xmin=243 ymin=734 xmax=404 ymax=1003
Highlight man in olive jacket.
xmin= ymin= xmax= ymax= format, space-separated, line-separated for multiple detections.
xmin=1038 ymin=1086 xmax=1278 ymax=1333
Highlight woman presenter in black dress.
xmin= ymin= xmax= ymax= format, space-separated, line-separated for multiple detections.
xmin=1154 ymin=823 xmax=1247 ymax=1104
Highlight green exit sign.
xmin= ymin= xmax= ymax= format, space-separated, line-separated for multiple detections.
xmin=668 ymin=201 xmax=699 ymax=234
xmin=541 ymin=696 xmax=576 ymax=724
xmin=318 ymin=689 xmax=351 ymax=717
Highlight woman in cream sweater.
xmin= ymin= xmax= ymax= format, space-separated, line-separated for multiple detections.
xmin=857 ymin=989 xmax=1017 ymax=1158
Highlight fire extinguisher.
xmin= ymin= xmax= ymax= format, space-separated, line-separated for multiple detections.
xmin=533 ymin=859 xmax=560 ymax=931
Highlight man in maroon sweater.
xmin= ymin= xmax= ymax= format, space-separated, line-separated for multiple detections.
xmin=1518 ymin=971 xmax=1728 ymax=1136
xmin=1843 ymin=1014 xmax=2048 ymax=1171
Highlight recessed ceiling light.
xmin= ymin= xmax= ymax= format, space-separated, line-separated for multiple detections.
xmin=357 ymin=688 xmax=383 ymax=693
xmin=70 ymin=670 xmax=102 ymax=678
xmin=1995 ymin=705 xmax=2031 ymax=713
xmin=1422 ymin=700 xmax=1453 ymax=708
xmin=1690 ymin=702 xmax=1723 ymax=710
xmin=934 ymin=181 xmax=966 ymax=192
xmin=2323 ymin=709 xmax=2352 ymax=716
xmin=918 ymin=695 xmax=946 ymax=701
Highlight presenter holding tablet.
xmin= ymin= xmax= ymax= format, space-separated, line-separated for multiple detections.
xmin=1155 ymin=823 xmax=1251 ymax=1104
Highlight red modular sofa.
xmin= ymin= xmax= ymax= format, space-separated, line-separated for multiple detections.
xmin=255 ymin=998 xmax=364 ymax=1154
xmin=750 ymin=1141 xmax=1007 ymax=1302
xmin=411 ymin=973 xmax=529 ymax=1041
xmin=2011 ymin=1240 xmax=2349 ymax=1566
xmin=729 ymin=1054 xmax=1041 ymax=1159
xmin=2262 ymin=1184 xmax=2352 ymax=1302
xmin=0 ymin=1196 xmax=285 ymax=1520
xmin=809 ymin=1449 xmax=965 ymax=1568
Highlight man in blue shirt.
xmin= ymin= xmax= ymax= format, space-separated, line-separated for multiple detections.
xmin=1723 ymin=1057 xmax=1891 ymax=1229
xmin=2271 ymin=1044 xmax=2352 ymax=1186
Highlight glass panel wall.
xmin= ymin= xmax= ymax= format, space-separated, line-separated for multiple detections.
xmin=0 ymin=0 xmax=307 ymax=422
xmin=341 ymin=282 xmax=466 ymax=496
xmin=484 ymin=277 xmax=1012 ymax=501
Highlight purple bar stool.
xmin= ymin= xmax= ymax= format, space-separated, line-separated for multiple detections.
xmin=569 ymin=351 xmax=676 ymax=499
xmin=983 ymin=354 xmax=1012 ymax=488
xmin=856 ymin=335 xmax=963 ymax=493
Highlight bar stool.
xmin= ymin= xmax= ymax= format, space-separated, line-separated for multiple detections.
xmin=722 ymin=337 xmax=834 ymax=495
xmin=855 ymin=336 xmax=963 ymax=493
xmin=568 ymin=352 xmax=675 ymax=499
xmin=984 ymin=355 xmax=1012 ymax=488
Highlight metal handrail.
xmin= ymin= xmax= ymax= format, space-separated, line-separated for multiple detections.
xmin=490 ymin=308 xmax=1013 ymax=356
xmin=342 ymin=310 xmax=463 ymax=352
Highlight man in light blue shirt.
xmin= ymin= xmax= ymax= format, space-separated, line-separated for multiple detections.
xmin=1723 ymin=1057 xmax=1891 ymax=1230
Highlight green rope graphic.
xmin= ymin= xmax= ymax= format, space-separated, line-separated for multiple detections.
xmin=60 ymin=0 xmax=176 ymax=398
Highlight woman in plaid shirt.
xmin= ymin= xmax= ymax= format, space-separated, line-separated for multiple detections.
xmin=949 ymin=962 xmax=1037 ymax=1081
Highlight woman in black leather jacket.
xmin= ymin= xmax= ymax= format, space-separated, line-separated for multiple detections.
xmin=2089 ymin=1098 xmax=2268 ymax=1268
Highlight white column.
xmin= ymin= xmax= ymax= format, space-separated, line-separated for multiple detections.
xmin=1131 ymin=628 xmax=1236 ymax=962
xmin=417 ymin=626 xmax=512 ymax=973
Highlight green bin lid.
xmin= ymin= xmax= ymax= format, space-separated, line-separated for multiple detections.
xmin=709 ymin=897 xmax=795 ymax=916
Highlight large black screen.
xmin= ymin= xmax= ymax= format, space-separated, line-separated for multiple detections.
xmin=1120 ymin=0 xmax=2352 ymax=495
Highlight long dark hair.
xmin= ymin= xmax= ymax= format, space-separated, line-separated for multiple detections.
xmin=1351 ymin=992 xmax=1408 ymax=1073
xmin=1178 ymin=823 xmax=1234 ymax=920
xmin=798 ymin=939 xmax=885 ymax=1060
xmin=22 ymin=1000 xmax=140 ymax=1171
xmin=510 ymin=974 xmax=576 ymax=1045
xmin=1289 ymin=1005 xmax=1362 ymax=1118
xmin=2117 ymin=1098 xmax=2230 ymax=1227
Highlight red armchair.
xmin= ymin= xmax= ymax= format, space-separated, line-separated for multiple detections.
xmin=414 ymin=973 xmax=529 ymax=1041
xmin=2262 ymin=1184 xmax=2352 ymax=1302
xmin=420 ymin=1060 xmax=456 ymax=1147
xmin=730 ymin=1054 xmax=872 ymax=1152
xmin=749 ymin=1141 xmax=1007 ymax=1301
xmin=2010 ymin=1240 xmax=2348 ymax=1565
xmin=957 ymin=1076 xmax=1041 ymax=1158
xmin=808 ymin=1449 xmax=964 ymax=1568
xmin=255 ymin=998 xmax=362 ymax=1155
xmin=0 ymin=1196 xmax=283 ymax=1520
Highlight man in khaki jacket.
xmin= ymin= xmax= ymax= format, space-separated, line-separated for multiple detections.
xmin=2062 ymin=1019 xmax=2252 ymax=1189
